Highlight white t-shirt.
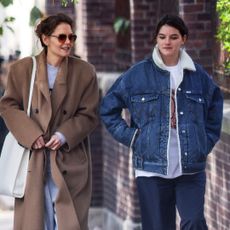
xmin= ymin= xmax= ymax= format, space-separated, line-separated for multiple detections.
xmin=47 ymin=64 xmax=66 ymax=145
xmin=47 ymin=64 xmax=58 ymax=89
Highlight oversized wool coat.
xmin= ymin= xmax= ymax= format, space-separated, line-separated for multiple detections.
xmin=0 ymin=50 xmax=99 ymax=230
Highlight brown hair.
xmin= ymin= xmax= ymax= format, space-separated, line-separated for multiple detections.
xmin=35 ymin=13 xmax=74 ymax=50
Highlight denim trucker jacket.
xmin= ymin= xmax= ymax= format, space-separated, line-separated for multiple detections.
xmin=100 ymin=52 xmax=223 ymax=175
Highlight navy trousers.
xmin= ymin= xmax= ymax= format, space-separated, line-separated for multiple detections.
xmin=136 ymin=172 xmax=208 ymax=230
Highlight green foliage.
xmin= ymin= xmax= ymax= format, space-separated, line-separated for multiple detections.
xmin=0 ymin=17 xmax=15 ymax=36
xmin=113 ymin=17 xmax=130 ymax=35
xmin=216 ymin=0 xmax=230 ymax=73
xmin=4 ymin=16 xmax=15 ymax=23
xmin=4 ymin=16 xmax=15 ymax=33
xmin=0 ymin=0 xmax=13 ymax=7
xmin=60 ymin=0 xmax=79 ymax=7
xmin=30 ymin=6 xmax=43 ymax=26
xmin=0 ymin=1 xmax=14 ymax=36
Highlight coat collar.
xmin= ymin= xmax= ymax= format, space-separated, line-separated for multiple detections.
xmin=152 ymin=45 xmax=196 ymax=72
xmin=36 ymin=50 xmax=51 ymax=102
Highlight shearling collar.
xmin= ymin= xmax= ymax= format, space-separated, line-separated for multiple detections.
xmin=152 ymin=45 xmax=196 ymax=72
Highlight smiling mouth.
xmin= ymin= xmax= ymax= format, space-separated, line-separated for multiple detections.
xmin=61 ymin=47 xmax=71 ymax=51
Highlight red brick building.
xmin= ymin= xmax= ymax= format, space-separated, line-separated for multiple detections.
xmin=46 ymin=0 xmax=230 ymax=229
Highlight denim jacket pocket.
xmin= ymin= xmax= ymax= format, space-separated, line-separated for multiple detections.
xmin=187 ymin=124 xmax=208 ymax=162
xmin=185 ymin=92 xmax=205 ymax=123
xmin=130 ymin=93 xmax=159 ymax=126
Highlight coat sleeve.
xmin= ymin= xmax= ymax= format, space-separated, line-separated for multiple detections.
xmin=205 ymin=78 xmax=223 ymax=153
xmin=100 ymin=75 xmax=137 ymax=147
xmin=0 ymin=61 xmax=43 ymax=149
xmin=57 ymin=72 xmax=99 ymax=151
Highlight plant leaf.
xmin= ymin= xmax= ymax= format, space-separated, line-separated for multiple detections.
xmin=29 ymin=6 xmax=43 ymax=27
xmin=113 ymin=17 xmax=130 ymax=34
xmin=0 ymin=0 xmax=13 ymax=7
xmin=4 ymin=16 xmax=15 ymax=22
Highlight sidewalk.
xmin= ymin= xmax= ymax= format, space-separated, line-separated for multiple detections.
xmin=0 ymin=196 xmax=103 ymax=230
xmin=0 ymin=195 xmax=14 ymax=230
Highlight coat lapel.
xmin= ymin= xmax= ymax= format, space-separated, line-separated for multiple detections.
xmin=35 ymin=51 xmax=52 ymax=132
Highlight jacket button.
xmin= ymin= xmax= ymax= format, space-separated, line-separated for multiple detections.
xmin=184 ymin=152 xmax=187 ymax=156
xmin=141 ymin=97 xmax=145 ymax=101
xmin=35 ymin=108 xmax=39 ymax=113
xmin=180 ymin=111 xmax=184 ymax=115
xmin=63 ymin=110 xmax=67 ymax=115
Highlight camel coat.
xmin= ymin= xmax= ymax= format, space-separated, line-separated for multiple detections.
xmin=0 ymin=50 xmax=99 ymax=230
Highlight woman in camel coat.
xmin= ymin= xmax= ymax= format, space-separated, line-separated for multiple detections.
xmin=0 ymin=13 xmax=99 ymax=230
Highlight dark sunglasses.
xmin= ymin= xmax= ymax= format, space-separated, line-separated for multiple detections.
xmin=50 ymin=34 xmax=77 ymax=43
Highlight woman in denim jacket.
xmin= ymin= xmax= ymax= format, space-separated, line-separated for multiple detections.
xmin=100 ymin=15 xmax=223 ymax=230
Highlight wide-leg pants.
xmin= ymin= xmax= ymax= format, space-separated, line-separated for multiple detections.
xmin=136 ymin=171 xmax=208 ymax=230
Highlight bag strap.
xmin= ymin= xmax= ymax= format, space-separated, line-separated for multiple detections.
xmin=27 ymin=56 xmax=37 ymax=116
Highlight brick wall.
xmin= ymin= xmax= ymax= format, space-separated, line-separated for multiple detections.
xmin=81 ymin=0 xmax=117 ymax=71
xmin=179 ymin=0 xmax=218 ymax=74
xmin=130 ymin=0 xmax=179 ymax=64
xmin=46 ymin=0 xmax=218 ymax=75
xmin=205 ymin=132 xmax=230 ymax=230
xmin=45 ymin=0 xmax=75 ymax=20
xmin=114 ymin=0 xmax=131 ymax=70
xmin=101 ymin=120 xmax=140 ymax=224
xmin=80 ymin=0 xmax=217 ymax=74
xmin=90 ymin=121 xmax=103 ymax=208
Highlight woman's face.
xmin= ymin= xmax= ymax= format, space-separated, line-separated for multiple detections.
xmin=156 ymin=24 xmax=186 ymax=65
xmin=42 ymin=23 xmax=76 ymax=65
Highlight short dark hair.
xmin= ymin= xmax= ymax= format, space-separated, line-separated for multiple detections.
xmin=35 ymin=13 xmax=74 ymax=49
xmin=154 ymin=14 xmax=189 ymax=39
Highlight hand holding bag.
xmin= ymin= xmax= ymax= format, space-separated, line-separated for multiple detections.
xmin=0 ymin=56 xmax=37 ymax=198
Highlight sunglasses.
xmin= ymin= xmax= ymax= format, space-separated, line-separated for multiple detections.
xmin=50 ymin=34 xmax=77 ymax=44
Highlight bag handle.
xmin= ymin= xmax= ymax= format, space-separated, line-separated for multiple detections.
xmin=27 ymin=56 xmax=36 ymax=116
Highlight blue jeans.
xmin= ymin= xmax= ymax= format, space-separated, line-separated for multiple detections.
xmin=136 ymin=172 xmax=208 ymax=230
xmin=44 ymin=151 xmax=59 ymax=230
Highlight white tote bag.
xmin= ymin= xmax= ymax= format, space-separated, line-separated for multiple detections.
xmin=0 ymin=56 xmax=37 ymax=198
